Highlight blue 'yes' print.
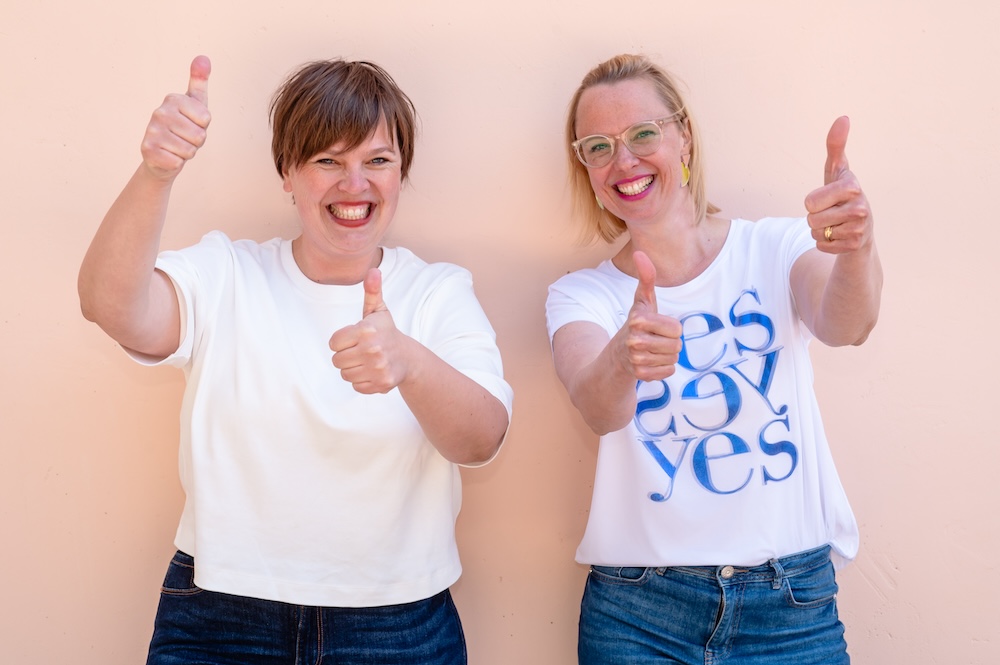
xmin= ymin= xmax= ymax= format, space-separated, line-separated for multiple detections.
xmin=633 ymin=288 xmax=799 ymax=502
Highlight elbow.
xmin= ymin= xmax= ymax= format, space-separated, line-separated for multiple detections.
xmin=452 ymin=429 xmax=505 ymax=466
xmin=580 ymin=408 xmax=631 ymax=437
xmin=453 ymin=402 xmax=509 ymax=466
xmin=78 ymin=283 xmax=121 ymax=330
xmin=77 ymin=275 xmax=102 ymax=324
xmin=816 ymin=313 xmax=880 ymax=347
xmin=568 ymin=390 xmax=633 ymax=436
xmin=844 ymin=306 xmax=882 ymax=346
xmin=77 ymin=280 xmax=136 ymax=343
xmin=587 ymin=419 xmax=627 ymax=437
xmin=850 ymin=315 xmax=880 ymax=346
xmin=460 ymin=437 xmax=503 ymax=466
xmin=79 ymin=300 xmax=97 ymax=324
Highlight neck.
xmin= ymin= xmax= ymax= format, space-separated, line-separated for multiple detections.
xmin=291 ymin=237 xmax=383 ymax=285
xmin=615 ymin=213 xmax=729 ymax=287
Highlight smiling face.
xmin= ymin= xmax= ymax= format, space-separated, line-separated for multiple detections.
xmin=574 ymin=78 xmax=692 ymax=230
xmin=284 ymin=119 xmax=402 ymax=284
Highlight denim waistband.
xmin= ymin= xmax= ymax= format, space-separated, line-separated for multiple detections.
xmin=666 ymin=544 xmax=832 ymax=589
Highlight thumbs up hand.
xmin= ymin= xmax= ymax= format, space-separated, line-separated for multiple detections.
xmin=140 ymin=55 xmax=213 ymax=180
xmin=617 ymin=251 xmax=683 ymax=382
xmin=330 ymin=269 xmax=408 ymax=394
xmin=804 ymin=116 xmax=874 ymax=254
xmin=362 ymin=267 xmax=389 ymax=318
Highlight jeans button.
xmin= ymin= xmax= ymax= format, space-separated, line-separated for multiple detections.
xmin=720 ymin=565 xmax=735 ymax=579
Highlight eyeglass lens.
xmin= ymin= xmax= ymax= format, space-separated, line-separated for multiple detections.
xmin=577 ymin=121 xmax=663 ymax=167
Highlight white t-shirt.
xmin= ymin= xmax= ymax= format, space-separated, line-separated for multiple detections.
xmin=133 ymin=231 xmax=513 ymax=607
xmin=546 ymin=218 xmax=857 ymax=569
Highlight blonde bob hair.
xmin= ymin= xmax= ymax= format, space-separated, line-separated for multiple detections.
xmin=565 ymin=54 xmax=719 ymax=243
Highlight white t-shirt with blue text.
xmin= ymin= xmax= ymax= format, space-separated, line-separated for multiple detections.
xmin=546 ymin=217 xmax=857 ymax=569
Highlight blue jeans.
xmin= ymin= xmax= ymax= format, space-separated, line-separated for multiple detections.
xmin=578 ymin=545 xmax=849 ymax=665
xmin=146 ymin=551 xmax=467 ymax=665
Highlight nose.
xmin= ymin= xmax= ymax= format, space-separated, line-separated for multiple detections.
xmin=612 ymin=141 xmax=641 ymax=168
xmin=339 ymin=165 xmax=369 ymax=194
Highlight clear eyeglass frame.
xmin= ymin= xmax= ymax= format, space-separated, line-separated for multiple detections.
xmin=572 ymin=110 xmax=685 ymax=169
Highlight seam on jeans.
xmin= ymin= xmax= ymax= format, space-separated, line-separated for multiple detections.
xmin=706 ymin=587 xmax=727 ymax=662
xmin=784 ymin=582 xmax=838 ymax=610
xmin=769 ymin=557 xmax=785 ymax=590
xmin=315 ymin=608 xmax=323 ymax=665
xmin=294 ymin=606 xmax=304 ymax=665
xmin=160 ymin=557 xmax=202 ymax=596
xmin=729 ymin=582 xmax=745 ymax=659
xmin=588 ymin=565 xmax=652 ymax=586
xmin=446 ymin=591 xmax=469 ymax=662
xmin=781 ymin=557 xmax=830 ymax=579
xmin=708 ymin=579 xmax=742 ymax=662
xmin=159 ymin=586 xmax=204 ymax=596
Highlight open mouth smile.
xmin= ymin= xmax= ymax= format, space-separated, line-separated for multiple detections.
xmin=615 ymin=175 xmax=654 ymax=197
xmin=329 ymin=203 xmax=372 ymax=221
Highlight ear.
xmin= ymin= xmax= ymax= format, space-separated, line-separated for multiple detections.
xmin=282 ymin=171 xmax=293 ymax=193
xmin=680 ymin=122 xmax=693 ymax=153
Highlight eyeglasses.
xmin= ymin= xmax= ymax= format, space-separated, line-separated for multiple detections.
xmin=572 ymin=110 xmax=685 ymax=169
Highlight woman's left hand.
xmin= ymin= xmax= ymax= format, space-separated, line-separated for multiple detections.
xmin=329 ymin=268 xmax=509 ymax=464
xmin=792 ymin=116 xmax=883 ymax=346
xmin=329 ymin=269 xmax=409 ymax=394
xmin=804 ymin=116 xmax=873 ymax=254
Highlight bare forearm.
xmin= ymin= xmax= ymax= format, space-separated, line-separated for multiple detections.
xmin=398 ymin=339 xmax=509 ymax=465
xmin=556 ymin=325 xmax=640 ymax=435
xmin=78 ymin=165 xmax=177 ymax=351
xmin=814 ymin=241 xmax=883 ymax=346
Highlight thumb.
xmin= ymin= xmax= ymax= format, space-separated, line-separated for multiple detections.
xmin=824 ymin=116 xmax=850 ymax=185
xmin=187 ymin=55 xmax=211 ymax=106
xmin=632 ymin=250 xmax=657 ymax=314
xmin=362 ymin=268 xmax=387 ymax=318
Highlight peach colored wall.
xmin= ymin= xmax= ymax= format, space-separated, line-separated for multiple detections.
xmin=3 ymin=0 xmax=998 ymax=662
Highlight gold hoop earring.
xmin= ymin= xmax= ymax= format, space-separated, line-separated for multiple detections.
xmin=680 ymin=160 xmax=691 ymax=188
xmin=596 ymin=195 xmax=604 ymax=211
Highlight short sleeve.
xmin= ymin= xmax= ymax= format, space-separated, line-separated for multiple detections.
xmin=409 ymin=265 xmax=514 ymax=466
xmin=546 ymin=267 xmax=627 ymax=343
xmin=123 ymin=231 xmax=234 ymax=368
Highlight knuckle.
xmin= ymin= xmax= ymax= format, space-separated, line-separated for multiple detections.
xmin=849 ymin=204 xmax=870 ymax=221
xmin=842 ymin=175 xmax=862 ymax=193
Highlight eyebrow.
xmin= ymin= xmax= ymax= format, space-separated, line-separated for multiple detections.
xmin=322 ymin=143 xmax=398 ymax=157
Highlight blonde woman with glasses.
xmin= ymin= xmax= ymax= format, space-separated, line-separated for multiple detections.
xmin=546 ymin=54 xmax=882 ymax=664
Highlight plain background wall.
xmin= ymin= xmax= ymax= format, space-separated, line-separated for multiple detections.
xmin=3 ymin=0 xmax=998 ymax=662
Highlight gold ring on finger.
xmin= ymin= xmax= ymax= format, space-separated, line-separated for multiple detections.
xmin=824 ymin=225 xmax=834 ymax=242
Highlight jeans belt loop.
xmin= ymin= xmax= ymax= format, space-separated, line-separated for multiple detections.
xmin=769 ymin=557 xmax=785 ymax=590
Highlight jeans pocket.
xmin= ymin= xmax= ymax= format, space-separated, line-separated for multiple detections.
xmin=160 ymin=550 xmax=203 ymax=597
xmin=783 ymin=561 xmax=839 ymax=609
xmin=589 ymin=565 xmax=653 ymax=587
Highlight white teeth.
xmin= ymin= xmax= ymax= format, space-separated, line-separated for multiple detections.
xmin=616 ymin=176 xmax=654 ymax=196
xmin=329 ymin=203 xmax=371 ymax=220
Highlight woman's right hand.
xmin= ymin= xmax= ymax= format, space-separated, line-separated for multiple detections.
xmin=551 ymin=250 xmax=683 ymax=434
xmin=616 ymin=250 xmax=683 ymax=382
xmin=140 ymin=55 xmax=212 ymax=180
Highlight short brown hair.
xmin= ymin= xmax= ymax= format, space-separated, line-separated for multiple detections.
xmin=270 ymin=59 xmax=417 ymax=180
xmin=565 ymin=54 xmax=719 ymax=243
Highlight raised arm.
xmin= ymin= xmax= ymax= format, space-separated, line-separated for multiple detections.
xmin=792 ymin=116 xmax=883 ymax=346
xmin=78 ymin=56 xmax=212 ymax=358
xmin=551 ymin=251 xmax=683 ymax=435
xmin=329 ymin=269 xmax=510 ymax=465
